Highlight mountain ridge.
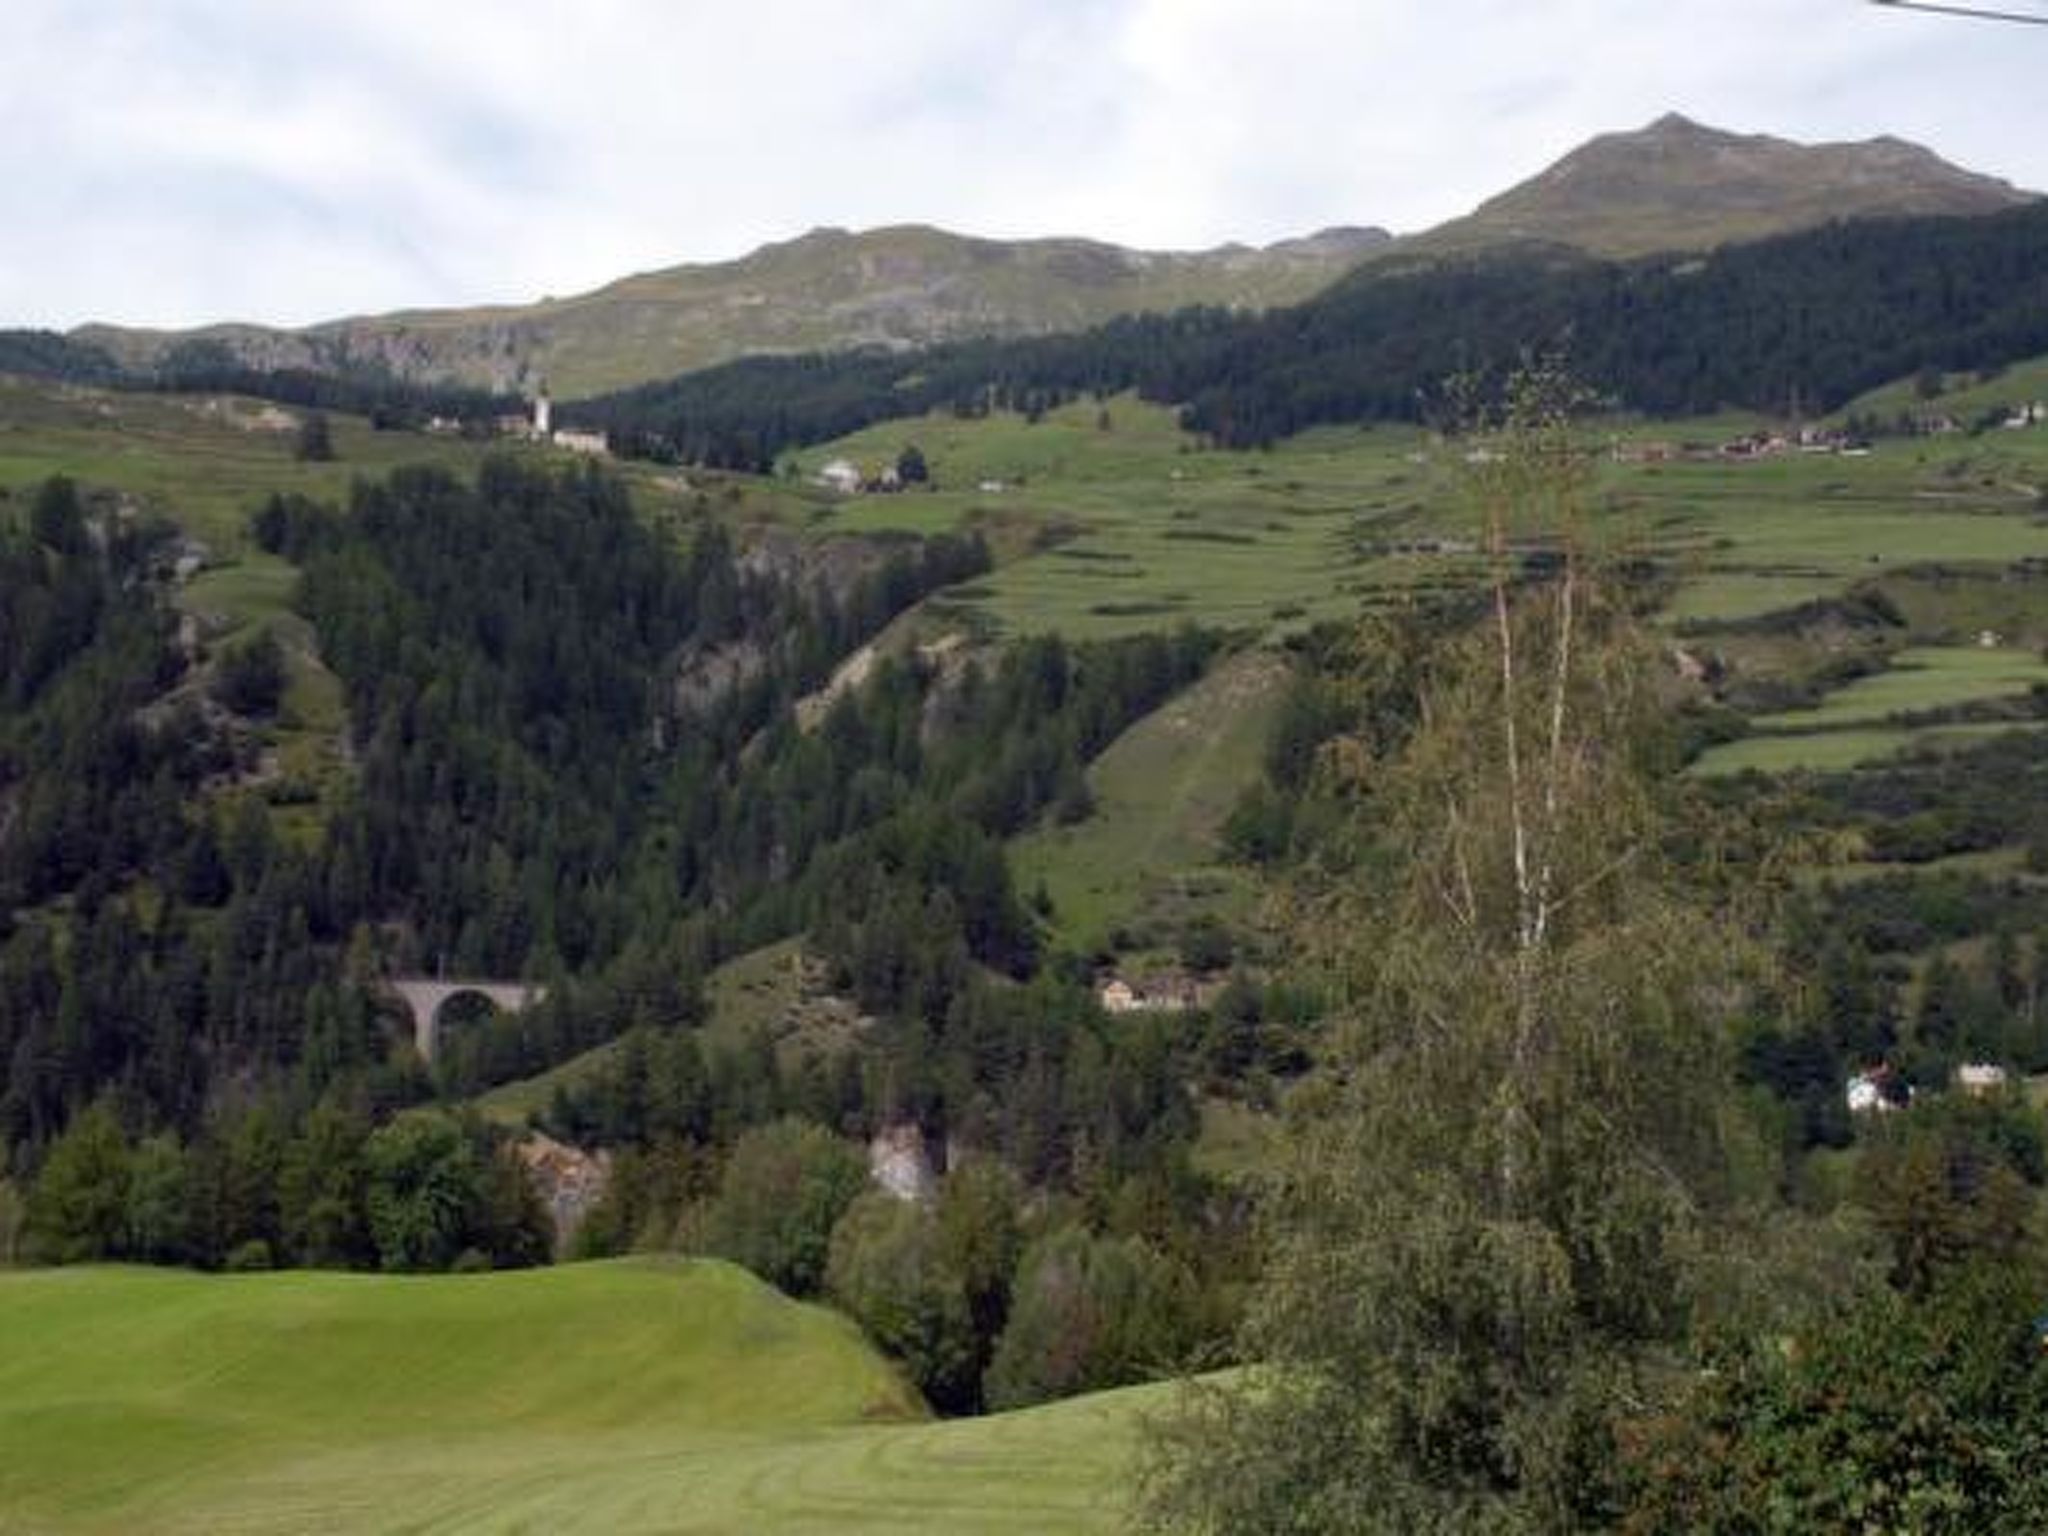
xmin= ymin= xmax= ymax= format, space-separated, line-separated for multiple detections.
xmin=74 ymin=223 xmax=1394 ymax=399
xmin=62 ymin=116 xmax=2037 ymax=398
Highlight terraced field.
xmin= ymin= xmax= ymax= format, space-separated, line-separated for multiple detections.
xmin=0 ymin=1260 xmax=1161 ymax=1535
xmin=804 ymin=389 xmax=2048 ymax=640
xmin=1694 ymin=646 xmax=2048 ymax=776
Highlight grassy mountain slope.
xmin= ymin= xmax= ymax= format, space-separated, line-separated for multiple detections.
xmin=75 ymin=224 xmax=1391 ymax=399
xmin=0 ymin=1260 xmax=1168 ymax=1534
xmin=1012 ymin=648 xmax=1290 ymax=953
xmin=803 ymin=387 xmax=2048 ymax=640
xmin=1397 ymin=112 xmax=2035 ymax=261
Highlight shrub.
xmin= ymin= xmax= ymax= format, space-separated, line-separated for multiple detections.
xmin=224 ymin=1238 xmax=274 ymax=1272
xmin=705 ymin=1119 xmax=865 ymax=1296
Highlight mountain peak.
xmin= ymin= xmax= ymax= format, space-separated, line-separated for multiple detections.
xmin=1410 ymin=115 xmax=2034 ymax=260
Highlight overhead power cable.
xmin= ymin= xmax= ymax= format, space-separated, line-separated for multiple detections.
xmin=1870 ymin=0 xmax=2048 ymax=25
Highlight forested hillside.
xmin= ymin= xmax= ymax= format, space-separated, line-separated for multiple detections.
xmin=0 ymin=451 xmax=1250 ymax=1408
xmin=575 ymin=200 xmax=2048 ymax=467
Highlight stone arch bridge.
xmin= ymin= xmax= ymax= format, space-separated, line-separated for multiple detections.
xmin=384 ymin=977 xmax=548 ymax=1062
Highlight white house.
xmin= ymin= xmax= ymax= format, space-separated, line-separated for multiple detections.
xmin=1098 ymin=978 xmax=1140 ymax=1014
xmin=816 ymin=458 xmax=863 ymax=494
xmin=1955 ymin=1062 xmax=2011 ymax=1097
xmin=1097 ymin=973 xmax=1205 ymax=1015
xmin=551 ymin=427 xmax=610 ymax=456
xmin=1846 ymin=1069 xmax=1905 ymax=1115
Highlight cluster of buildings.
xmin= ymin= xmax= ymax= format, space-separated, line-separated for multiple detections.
xmin=1846 ymin=1061 xmax=2011 ymax=1116
xmin=1096 ymin=971 xmax=1218 ymax=1015
xmin=451 ymin=392 xmax=610 ymax=456
xmin=1613 ymin=424 xmax=1874 ymax=465
xmin=813 ymin=457 xmax=923 ymax=495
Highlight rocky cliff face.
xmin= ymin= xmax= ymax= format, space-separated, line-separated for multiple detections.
xmin=516 ymin=1133 xmax=613 ymax=1254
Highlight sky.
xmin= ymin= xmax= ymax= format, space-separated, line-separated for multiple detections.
xmin=3 ymin=0 xmax=2045 ymax=330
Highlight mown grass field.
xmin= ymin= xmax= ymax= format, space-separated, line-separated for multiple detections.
xmin=0 ymin=1259 xmax=1162 ymax=1535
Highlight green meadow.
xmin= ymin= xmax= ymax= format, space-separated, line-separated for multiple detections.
xmin=0 ymin=379 xmax=490 ymax=559
xmin=1692 ymin=720 xmax=2045 ymax=777
xmin=797 ymin=389 xmax=2048 ymax=640
xmin=1749 ymin=645 xmax=2048 ymax=730
xmin=1692 ymin=646 xmax=2048 ymax=776
xmin=0 ymin=1260 xmax=1161 ymax=1535
xmin=1012 ymin=647 xmax=1289 ymax=952
xmin=796 ymin=399 xmax=1452 ymax=638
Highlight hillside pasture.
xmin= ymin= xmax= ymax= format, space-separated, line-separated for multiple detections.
xmin=798 ymin=387 xmax=2048 ymax=641
xmin=1011 ymin=647 xmax=1288 ymax=952
xmin=802 ymin=398 xmax=1443 ymax=638
xmin=1692 ymin=645 xmax=2048 ymax=776
xmin=1748 ymin=646 xmax=2048 ymax=731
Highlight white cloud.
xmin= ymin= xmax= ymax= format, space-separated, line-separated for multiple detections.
xmin=1 ymin=0 xmax=2042 ymax=328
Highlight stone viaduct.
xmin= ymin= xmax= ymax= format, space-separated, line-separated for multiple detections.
xmin=384 ymin=977 xmax=548 ymax=1062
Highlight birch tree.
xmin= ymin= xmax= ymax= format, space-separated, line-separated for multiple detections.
xmin=1142 ymin=365 xmax=1762 ymax=1533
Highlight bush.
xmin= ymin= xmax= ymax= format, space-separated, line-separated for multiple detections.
xmin=0 ymin=1179 xmax=25 ymax=1265
xmin=24 ymin=1101 xmax=130 ymax=1264
xmin=1621 ymin=1267 xmax=2048 ymax=1532
xmin=826 ymin=1193 xmax=979 ymax=1412
xmin=364 ymin=1113 xmax=482 ymax=1272
xmin=705 ymin=1119 xmax=865 ymax=1296
xmin=212 ymin=630 xmax=287 ymax=717
xmin=293 ymin=411 xmax=334 ymax=463
xmin=983 ymin=1225 xmax=1198 ymax=1410
xmin=224 ymin=1238 xmax=274 ymax=1272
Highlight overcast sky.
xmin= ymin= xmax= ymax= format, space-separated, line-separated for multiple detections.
xmin=3 ymin=0 xmax=2044 ymax=330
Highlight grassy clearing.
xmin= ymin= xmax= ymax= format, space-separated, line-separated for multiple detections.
xmin=1660 ymin=571 xmax=1846 ymax=625
xmin=1841 ymin=355 xmax=2048 ymax=427
xmin=469 ymin=1041 xmax=624 ymax=1127
xmin=1011 ymin=647 xmax=1288 ymax=953
xmin=1796 ymin=845 xmax=2034 ymax=887
xmin=0 ymin=379 xmax=492 ymax=557
xmin=0 ymin=1259 xmax=1161 ymax=1534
